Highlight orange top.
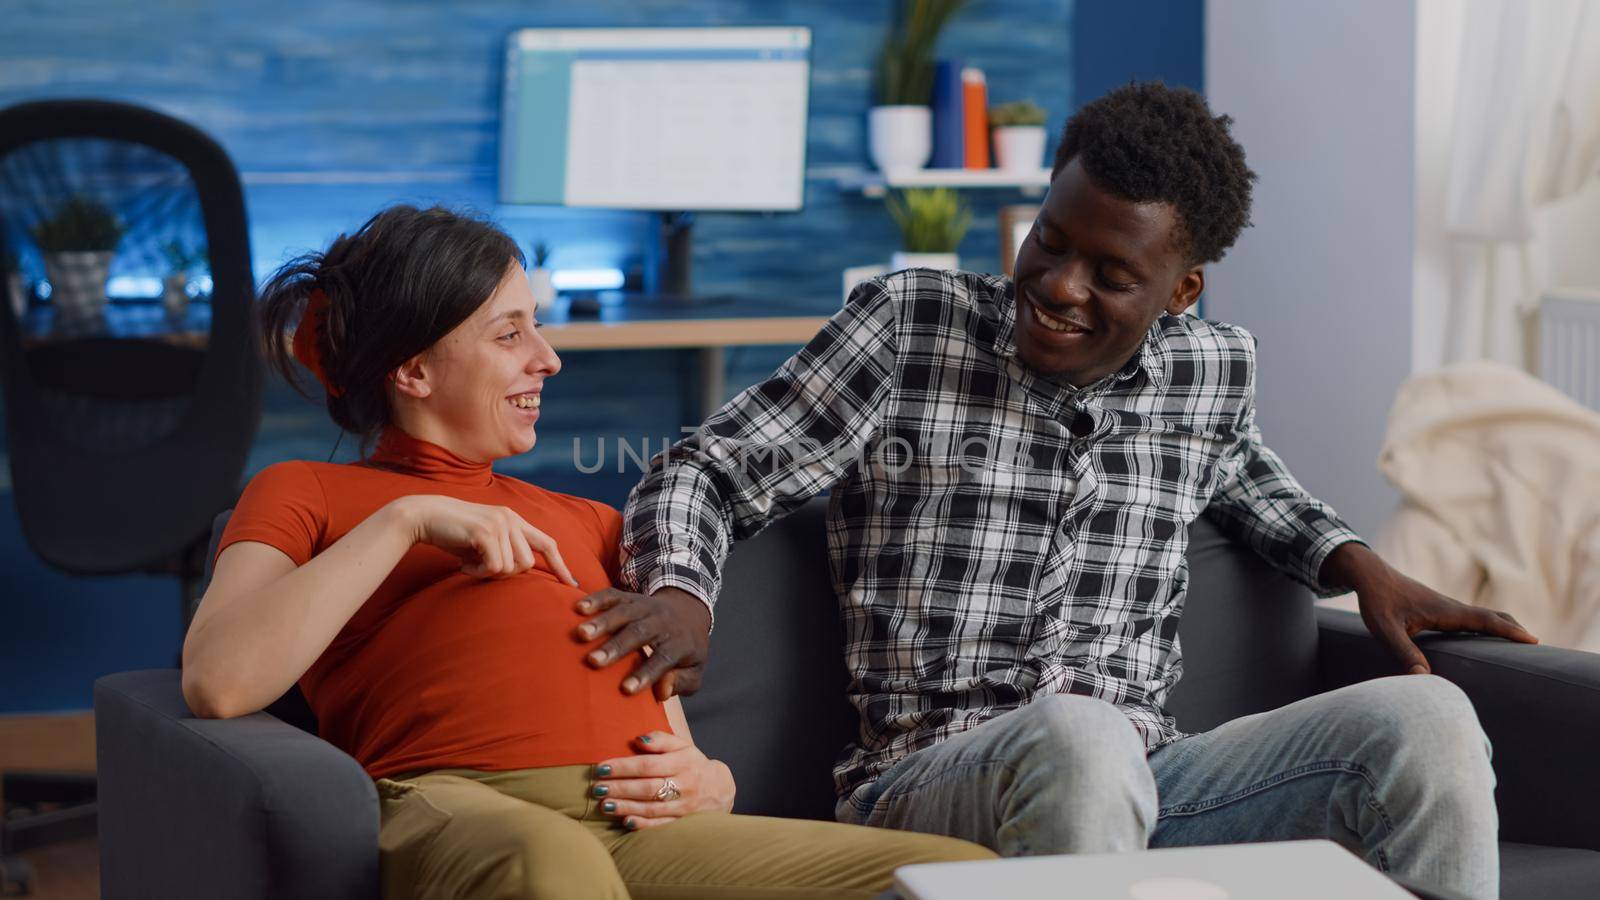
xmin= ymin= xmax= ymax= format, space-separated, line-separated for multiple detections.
xmin=216 ymin=427 xmax=669 ymax=779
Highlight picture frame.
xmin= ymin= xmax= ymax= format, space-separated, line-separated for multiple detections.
xmin=998 ymin=204 xmax=1040 ymax=277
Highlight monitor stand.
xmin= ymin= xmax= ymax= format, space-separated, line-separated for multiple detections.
xmin=637 ymin=211 xmax=729 ymax=308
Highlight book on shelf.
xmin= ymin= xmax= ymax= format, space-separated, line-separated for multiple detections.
xmin=930 ymin=59 xmax=966 ymax=169
xmin=961 ymin=67 xmax=991 ymax=170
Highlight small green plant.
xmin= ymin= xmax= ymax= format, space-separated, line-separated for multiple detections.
xmin=161 ymin=239 xmax=208 ymax=274
xmin=874 ymin=0 xmax=968 ymax=107
xmin=989 ymin=101 xmax=1048 ymax=128
xmin=532 ymin=240 xmax=551 ymax=269
xmin=886 ymin=188 xmax=972 ymax=253
xmin=30 ymin=196 xmax=124 ymax=253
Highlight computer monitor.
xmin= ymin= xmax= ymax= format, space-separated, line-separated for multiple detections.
xmin=499 ymin=27 xmax=811 ymax=299
xmin=499 ymin=26 xmax=811 ymax=212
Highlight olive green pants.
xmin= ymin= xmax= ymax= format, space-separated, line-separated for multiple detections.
xmin=376 ymin=765 xmax=994 ymax=900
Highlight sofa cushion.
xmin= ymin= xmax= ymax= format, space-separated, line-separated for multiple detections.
xmin=1165 ymin=515 xmax=1321 ymax=732
xmin=681 ymin=498 xmax=855 ymax=821
xmin=684 ymin=500 xmax=1329 ymax=819
xmin=1500 ymin=841 xmax=1600 ymax=900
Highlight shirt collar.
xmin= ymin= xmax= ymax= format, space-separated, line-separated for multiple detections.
xmin=367 ymin=426 xmax=496 ymax=487
xmin=992 ymin=280 xmax=1169 ymax=392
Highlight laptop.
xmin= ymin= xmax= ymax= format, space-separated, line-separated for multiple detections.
xmin=894 ymin=839 xmax=1416 ymax=900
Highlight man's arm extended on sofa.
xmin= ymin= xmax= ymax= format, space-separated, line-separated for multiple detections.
xmin=1316 ymin=607 xmax=1600 ymax=852
xmin=94 ymin=670 xmax=378 ymax=900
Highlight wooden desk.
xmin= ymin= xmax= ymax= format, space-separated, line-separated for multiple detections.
xmin=19 ymin=297 xmax=833 ymax=417
xmin=535 ymin=296 xmax=829 ymax=415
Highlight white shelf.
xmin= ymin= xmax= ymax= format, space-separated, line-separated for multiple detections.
xmin=834 ymin=167 xmax=1052 ymax=198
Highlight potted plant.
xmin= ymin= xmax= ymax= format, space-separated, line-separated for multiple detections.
xmin=31 ymin=196 xmax=123 ymax=321
xmin=886 ymin=187 xmax=972 ymax=272
xmin=2 ymin=248 xmax=26 ymax=319
xmin=869 ymin=0 xmax=967 ymax=175
xmin=529 ymin=239 xmax=556 ymax=313
xmin=990 ymin=100 xmax=1049 ymax=172
xmin=160 ymin=239 xmax=208 ymax=320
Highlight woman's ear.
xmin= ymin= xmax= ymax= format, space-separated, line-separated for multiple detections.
xmin=1166 ymin=267 xmax=1205 ymax=316
xmin=391 ymin=353 xmax=432 ymax=400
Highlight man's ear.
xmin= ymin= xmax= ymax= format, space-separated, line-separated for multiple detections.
xmin=1166 ymin=266 xmax=1204 ymax=316
xmin=391 ymin=353 xmax=432 ymax=400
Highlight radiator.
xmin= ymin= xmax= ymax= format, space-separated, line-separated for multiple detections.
xmin=1539 ymin=289 xmax=1600 ymax=412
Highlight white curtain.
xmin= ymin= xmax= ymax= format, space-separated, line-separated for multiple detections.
xmin=1443 ymin=0 xmax=1600 ymax=368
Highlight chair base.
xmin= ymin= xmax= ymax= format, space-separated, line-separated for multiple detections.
xmin=1 ymin=772 xmax=97 ymax=853
xmin=0 ymin=854 xmax=36 ymax=896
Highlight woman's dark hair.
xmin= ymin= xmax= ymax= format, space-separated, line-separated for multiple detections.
xmin=259 ymin=204 xmax=525 ymax=442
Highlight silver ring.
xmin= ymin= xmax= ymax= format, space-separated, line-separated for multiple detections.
xmin=654 ymin=778 xmax=682 ymax=802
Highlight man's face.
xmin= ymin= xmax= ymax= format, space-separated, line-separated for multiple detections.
xmin=1011 ymin=157 xmax=1204 ymax=384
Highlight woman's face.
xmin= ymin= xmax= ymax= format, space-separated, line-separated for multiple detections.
xmin=402 ymin=263 xmax=562 ymax=461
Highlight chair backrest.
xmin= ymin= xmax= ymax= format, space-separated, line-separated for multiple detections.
xmin=687 ymin=497 xmax=1322 ymax=820
xmin=0 ymin=99 xmax=260 ymax=576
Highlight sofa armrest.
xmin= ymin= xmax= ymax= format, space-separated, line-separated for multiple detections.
xmin=94 ymin=669 xmax=379 ymax=900
xmin=1316 ymin=608 xmax=1600 ymax=851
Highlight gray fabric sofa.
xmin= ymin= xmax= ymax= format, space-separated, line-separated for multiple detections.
xmin=95 ymin=499 xmax=1600 ymax=898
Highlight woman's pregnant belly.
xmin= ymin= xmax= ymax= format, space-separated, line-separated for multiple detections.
xmin=304 ymin=567 xmax=670 ymax=778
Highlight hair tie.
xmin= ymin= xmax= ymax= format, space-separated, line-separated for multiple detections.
xmin=291 ymin=287 xmax=343 ymax=397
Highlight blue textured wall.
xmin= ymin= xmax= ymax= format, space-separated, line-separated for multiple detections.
xmin=1073 ymin=0 xmax=1204 ymax=106
xmin=2 ymin=0 xmax=1076 ymax=305
xmin=1 ymin=0 xmax=1199 ymax=712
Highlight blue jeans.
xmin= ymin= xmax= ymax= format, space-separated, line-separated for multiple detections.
xmin=838 ymin=676 xmax=1498 ymax=899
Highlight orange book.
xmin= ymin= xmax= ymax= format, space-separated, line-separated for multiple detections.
xmin=962 ymin=67 xmax=991 ymax=169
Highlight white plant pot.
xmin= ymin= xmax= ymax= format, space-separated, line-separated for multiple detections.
xmin=6 ymin=272 xmax=26 ymax=319
xmin=529 ymin=267 xmax=556 ymax=312
xmin=163 ymin=273 xmax=189 ymax=319
xmin=869 ymin=105 xmax=933 ymax=175
xmin=43 ymin=250 xmax=114 ymax=321
xmin=993 ymin=126 xmax=1048 ymax=172
xmin=891 ymin=251 xmax=960 ymax=273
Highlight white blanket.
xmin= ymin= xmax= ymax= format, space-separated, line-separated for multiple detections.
xmin=1362 ymin=361 xmax=1600 ymax=651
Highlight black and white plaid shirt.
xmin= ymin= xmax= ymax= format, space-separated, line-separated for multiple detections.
xmin=620 ymin=269 xmax=1361 ymax=812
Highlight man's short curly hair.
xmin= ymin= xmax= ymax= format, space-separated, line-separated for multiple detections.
xmin=1052 ymin=82 xmax=1256 ymax=266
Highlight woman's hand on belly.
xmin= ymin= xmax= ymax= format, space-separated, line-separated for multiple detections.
xmin=591 ymin=730 xmax=736 ymax=829
xmin=395 ymin=494 xmax=577 ymax=584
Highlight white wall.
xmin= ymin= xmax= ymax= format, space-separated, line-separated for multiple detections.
xmin=1204 ymin=0 xmax=1417 ymax=537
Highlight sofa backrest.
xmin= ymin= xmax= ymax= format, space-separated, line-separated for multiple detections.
xmin=203 ymin=498 xmax=1323 ymax=821
xmin=684 ymin=497 xmax=1321 ymax=820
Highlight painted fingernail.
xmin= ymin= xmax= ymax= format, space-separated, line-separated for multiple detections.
xmin=590 ymin=651 xmax=607 ymax=665
xmin=579 ymin=624 xmax=595 ymax=638
xmin=592 ymin=785 xmax=609 ymax=798
xmin=595 ymin=764 xmax=612 ymax=777
xmin=622 ymin=678 xmax=639 ymax=693
xmin=602 ymin=800 xmax=617 ymax=813
xmin=638 ymin=734 xmax=652 ymax=744
xmin=624 ymin=818 xmax=638 ymax=831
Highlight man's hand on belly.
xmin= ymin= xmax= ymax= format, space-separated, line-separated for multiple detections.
xmin=574 ymin=587 xmax=712 ymax=698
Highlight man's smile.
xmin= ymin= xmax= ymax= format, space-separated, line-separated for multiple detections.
xmin=1022 ymin=286 xmax=1095 ymax=337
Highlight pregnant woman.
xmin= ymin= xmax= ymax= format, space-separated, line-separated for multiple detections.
xmin=181 ymin=204 xmax=991 ymax=899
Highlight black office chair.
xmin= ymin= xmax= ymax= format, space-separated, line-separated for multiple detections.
xmin=0 ymin=99 xmax=262 ymax=894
